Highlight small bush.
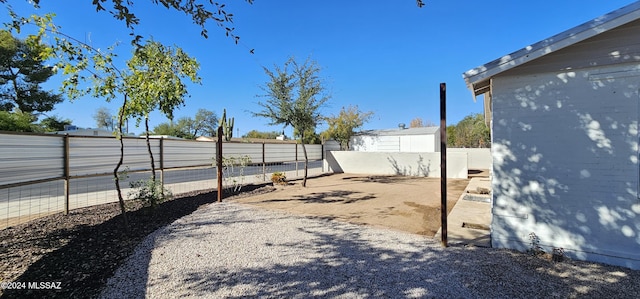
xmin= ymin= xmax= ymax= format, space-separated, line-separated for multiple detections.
xmin=527 ymin=232 xmax=566 ymax=263
xmin=271 ymin=172 xmax=287 ymax=185
xmin=527 ymin=232 xmax=544 ymax=256
xmin=216 ymin=155 xmax=252 ymax=194
xmin=128 ymin=179 xmax=172 ymax=209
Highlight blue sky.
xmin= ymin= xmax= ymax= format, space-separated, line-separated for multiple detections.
xmin=4 ymin=0 xmax=637 ymax=136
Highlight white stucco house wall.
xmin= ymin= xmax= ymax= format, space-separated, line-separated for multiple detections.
xmin=48 ymin=127 xmax=115 ymax=137
xmin=463 ymin=2 xmax=640 ymax=269
xmin=350 ymin=126 xmax=440 ymax=152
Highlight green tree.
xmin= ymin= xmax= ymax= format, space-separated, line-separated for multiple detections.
xmin=9 ymin=16 xmax=200 ymax=225
xmin=447 ymin=113 xmax=490 ymax=148
xmin=446 ymin=124 xmax=457 ymax=146
xmin=193 ymin=108 xmax=218 ymax=137
xmin=39 ymin=115 xmax=71 ymax=132
xmin=0 ymin=30 xmax=62 ymax=114
xmin=321 ymin=105 xmax=373 ymax=150
xmin=294 ymin=127 xmax=321 ymax=144
xmin=151 ymin=109 xmax=216 ymax=139
xmin=174 ymin=117 xmax=196 ymax=139
xmin=0 ymin=110 xmax=37 ymax=131
xmin=253 ymin=57 xmax=330 ymax=187
xmin=93 ymin=107 xmax=115 ymax=131
xmin=151 ymin=122 xmax=182 ymax=136
xmin=123 ymin=40 xmax=201 ymax=188
xmin=242 ymin=130 xmax=281 ymax=139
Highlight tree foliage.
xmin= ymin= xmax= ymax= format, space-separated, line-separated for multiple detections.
xmin=122 ymin=40 xmax=200 ymax=192
xmin=253 ymin=56 xmax=330 ymax=186
xmin=4 ymin=0 xmax=424 ymax=46
xmin=3 ymin=13 xmax=201 ymax=226
xmin=409 ymin=117 xmax=436 ymax=128
xmin=151 ymin=122 xmax=182 ymax=137
xmin=4 ymin=0 xmax=255 ymax=46
xmin=39 ymin=115 xmax=71 ymax=132
xmin=293 ymin=127 xmax=321 ymax=144
xmin=447 ymin=113 xmax=490 ymax=148
xmin=0 ymin=30 xmax=62 ymax=113
xmin=193 ymin=108 xmax=218 ymax=137
xmin=122 ymin=41 xmax=200 ymax=126
xmin=242 ymin=129 xmax=281 ymax=139
xmin=0 ymin=109 xmax=36 ymax=131
xmin=321 ymin=105 xmax=373 ymax=150
xmin=93 ymin=106 xmax=115 ymax=131
xmin=254 ymin=57 xmax=329 ymax=136
xmin=0 ymin=110 xmax=71 ymax=132
xmin=151 ymin=108 xmax=217 ymax=139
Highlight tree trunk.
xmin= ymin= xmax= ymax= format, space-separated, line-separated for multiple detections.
xmin=113 ymin=95 xmax=129 ymax=229
xmin=145 ymin=118 xmax=156 ymax=182
xmin=145 ymin=118 xmax=159 ymax=208
xmin=301 ymin=134 xmax=308 ymax=187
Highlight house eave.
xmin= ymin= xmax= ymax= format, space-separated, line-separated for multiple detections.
xmin=462 ymin=1 xmax=640 ymax=97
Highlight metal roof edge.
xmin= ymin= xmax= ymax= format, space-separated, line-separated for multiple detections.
xmin=462 ymin=1 xmax=640 ymax=91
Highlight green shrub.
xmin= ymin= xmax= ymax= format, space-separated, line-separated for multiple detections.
xmin=128 ymin=179 xmax=172 ymax=208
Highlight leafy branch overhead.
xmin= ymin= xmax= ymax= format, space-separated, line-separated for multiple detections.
xmin=9 ymin=0 xmax=256 ymax=45
xmin=4 ymin=0 xmax=425 ymax=50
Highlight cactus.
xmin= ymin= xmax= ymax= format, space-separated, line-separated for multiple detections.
xmin=219 ymin=108 xmax=234 ymax=141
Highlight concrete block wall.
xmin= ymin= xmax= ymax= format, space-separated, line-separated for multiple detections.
xmin=325 ymin=151 xmax=468 ymax=179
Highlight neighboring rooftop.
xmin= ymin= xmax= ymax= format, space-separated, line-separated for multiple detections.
xmin=355 ymin=126 xmax=439 ymax=136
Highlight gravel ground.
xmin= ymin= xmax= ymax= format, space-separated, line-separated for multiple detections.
xmin=0 ymin=187 xmax=269 ymax=299
xmin=99 ymin=202 xmax=640 ymax=299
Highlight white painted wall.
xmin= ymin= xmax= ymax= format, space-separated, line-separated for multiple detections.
xmin=325 ymin=151 xmax=468 ymax=178
xmin=351 ymin=134 xmax=438 ymax=152
xmin=491 ymin=64 xmax=640 ymax=269
xmin=448 ymin=148 xmax=491 ymax=170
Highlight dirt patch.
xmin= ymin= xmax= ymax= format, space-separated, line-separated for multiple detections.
xmin=229 ymin=173 xmax=469 ymax=236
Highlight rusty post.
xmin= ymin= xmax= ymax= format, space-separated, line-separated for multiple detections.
xmin=440 ymin=82 xmax=448 ymax=247
xmin=217 ymin=126 xmax=223 ymax=202
xmin=262 ymin=142 xmax=266 ymax=182
xmin=63 ymin=134 xmax=70 ymax=215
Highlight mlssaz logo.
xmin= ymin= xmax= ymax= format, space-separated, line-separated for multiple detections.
xmin=28 ymin=282 xmax=62 ymax=290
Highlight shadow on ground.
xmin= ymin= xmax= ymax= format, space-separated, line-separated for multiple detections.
xmin=134 ymin=205 xmax=640 ymax=298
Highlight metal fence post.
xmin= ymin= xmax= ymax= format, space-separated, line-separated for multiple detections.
xmin=295 ymin=143 xmax=299 ymax=177
xmin=440 ymin=82 xmax=448 ymax=247
xmin=63 ymin=134 xmax=70 ymax=215
xmin=262 ymin=142 xmax=266 ymax=182
xmin=217 ymin=126 xmax=223 ymax=202
xmin=321 ymin=143 xmax=325 ymax=173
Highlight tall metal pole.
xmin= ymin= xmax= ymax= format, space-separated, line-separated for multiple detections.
xmin=217 ymin=126 xmax=223 ymax=202
xmin=63 ymin=134 xmax=70 ymax=215
xmin=159 ymin=137 xmax=164 ymax=189
xmin=440 ymin=83 xmax=448 ymax=247
xmin=262 ymin=142 xmax=266 ymax=182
